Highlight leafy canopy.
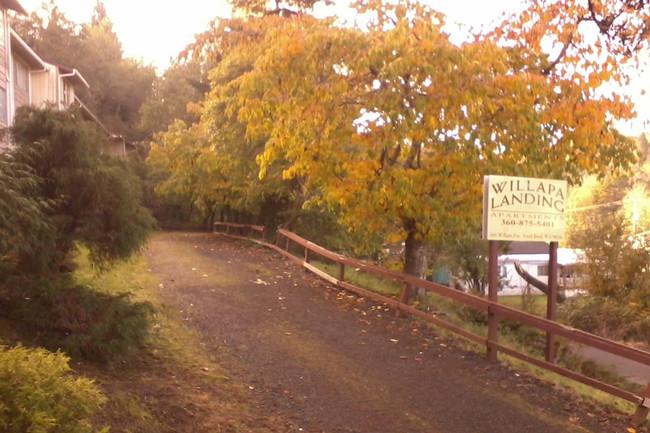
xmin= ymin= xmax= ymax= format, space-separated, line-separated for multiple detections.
xmin=153 ymin=0 xmax=637 ymax=277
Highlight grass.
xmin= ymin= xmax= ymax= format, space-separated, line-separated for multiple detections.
xmin=0 ymin=237 xmax=287 ymax=433
xmin=310 ymin=259 xmax=402 ymax=297
xmin=74 ymin=251 xmax=149 ymax=299
xmin=499 ymin=294 xmax=547 ymax=316
xmin=89 ymin=241 xmax=289 ymax=433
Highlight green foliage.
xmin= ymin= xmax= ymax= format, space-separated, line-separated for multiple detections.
xmin=560 ymin=297 xmax=650 ymax=343
xmin=576 ymin=211 xmax=650 ymax=301
xmin=0 ymin=344 xmax=108 ymax=433
xmin=287 ymin=205 xmax=387 ymax=257
xmin=3 ymin=277 xmax=153 ymax=364
xmin=442 ymin=232 xmax=492 ymax=294
xmin=0 ymin=156 xmax=53 ymax=277
xmin=566 ymin=161 xmax=650 ymax=343
xmin=139 ymin=61 xmax=206 ymax=138
xmin=9 ymin=106 xmax=154 ymax=273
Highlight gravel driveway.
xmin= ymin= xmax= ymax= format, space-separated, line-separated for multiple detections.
xmin=146 ymin=232 xmax=632 ymax=433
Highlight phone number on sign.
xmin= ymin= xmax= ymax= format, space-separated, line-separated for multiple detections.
xmin=501 ymin=219 xmax=554 ymax=228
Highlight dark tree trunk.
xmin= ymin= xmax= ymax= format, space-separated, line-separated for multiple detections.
xmin=403 ymin=226 xmax=429 ymax=300
xmin=203 ymin=206 xmax=216 ymax=232
xmin=513 ymin=260 xmax=566 ymax=303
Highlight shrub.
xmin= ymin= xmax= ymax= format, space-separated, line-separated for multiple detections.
xmin=0 ymin=156 xmax=54 ymax=279
xmin=9 ymin=106 xmax=154 ymax=274
xmin=3 ymin=278 xmax=153 ymax=364
xmin=0 ymin=344 xmax=108 ymax=433
xmin=560 ymin=296 xmax=650 ymax=343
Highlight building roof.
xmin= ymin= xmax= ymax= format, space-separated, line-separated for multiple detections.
xmin=74 ymin=95 xmax=109 ymax=133
xmin=1 ymin=0 xmax=27 ymax=14
xmin=56 ymin=64 xmax=90 ymax=89
xmin=10 ymin=29 xmax=47 ymax=69
xmin=500 ymin=248 xmax=584 ymax=266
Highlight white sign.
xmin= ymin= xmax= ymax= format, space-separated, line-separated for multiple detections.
xmin=482 ymin=175 xmax=567 ymax=242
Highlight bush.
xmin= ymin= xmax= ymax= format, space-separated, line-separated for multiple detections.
xmin=560 ymin=296 xmax=650 ymax=343
xmin=9 ymin=106 xmax=154 ymax=274
xmin=0 ymin=156 xmax=54 ymax=279
xmin=0 ymin=344 xmax=107 ymax=433
xmin=3 ymin=278 xmax=153 ymax=364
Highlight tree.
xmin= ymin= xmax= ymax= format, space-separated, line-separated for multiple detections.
xmin=139 ymin=61 xmax=207 ymax=138
xmin=156 ymin=1 xmax=635 ymax=299
xmin=78 ymin=10 xmax=156 ymax=140
xmin=11 ymin=2 xmax=84 ymax=68
xmin=567 ymin=135 xmax=650 ymax=304
xmin=230 ymin=0 xmax=329 ymax=17
xmin=494 ymin=0 xmax=650 ymax=93
xmin=9 ymin=106 xmax=154 ymax=274
xmin=149 ymin=15 xmax=308 ymax=230
xmin=234 ymin=3 xmax=634 ymax=284
xmin=562 ymin=165 xmax=650 ymax=341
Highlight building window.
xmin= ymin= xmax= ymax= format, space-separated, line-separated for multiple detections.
xmin=14 ymin=60 xmax=29 ymax=91
xmin=560 ymin=265 xmax=576 ymax=278
xmin=0 ymin=86 xmax=7 ymax=125
xmin=537 ymin=265 xmax=549 ymax=276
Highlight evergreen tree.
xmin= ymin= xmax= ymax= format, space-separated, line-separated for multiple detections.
xmin=9 ymin=106 xmax=154 ymax=274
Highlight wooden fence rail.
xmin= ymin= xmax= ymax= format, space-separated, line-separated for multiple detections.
xmin=214 ymin=222 xmax=650 ymax=427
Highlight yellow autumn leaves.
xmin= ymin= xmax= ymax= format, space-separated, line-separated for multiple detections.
xmin=150 ymin=1 xmax=638 ymax=261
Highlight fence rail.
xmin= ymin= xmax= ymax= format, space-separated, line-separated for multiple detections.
xmin=214 ymin=222 xmax=650 ymax=426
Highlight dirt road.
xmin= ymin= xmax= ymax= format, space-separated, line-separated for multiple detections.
xmin=146 ymin=232 xmax=630 ymax=433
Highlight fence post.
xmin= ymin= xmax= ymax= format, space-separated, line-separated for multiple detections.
xmin=630 ymin=382 xmax=650 ymax=428
xmin=396 ymin=281 xmax=410 ymax=318
xmin=305 ymin=247 xmax=311 ymax=263
xmin=487 ymin=240 xmax=499 ymax=362
xmin=338 ymin=262 xmax=345 ymax=282
xmin=545 ymin=241 xmax=559 ymax=363
xmin=285 ymin=236 xmax=290 ymax=252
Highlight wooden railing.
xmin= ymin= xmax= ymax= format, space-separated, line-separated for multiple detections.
xmin=214 ymin=222 xmax=650 ymax=427
xmin=213 ymin=222 xmax=265 ymax=239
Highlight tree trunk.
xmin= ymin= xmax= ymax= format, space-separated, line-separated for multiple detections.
xmin=513 ymin=260 xmax=566 ymax=303
xmin=403 ymin=228 xmax=429 ymax=300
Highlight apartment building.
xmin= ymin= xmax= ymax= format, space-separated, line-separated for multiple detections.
xmin=0 ymin=0 xmax=124 ymax=155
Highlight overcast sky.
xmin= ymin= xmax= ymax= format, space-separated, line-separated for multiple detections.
xmin=17 ymin=0 xmax=649 ymax=135
xmin=18 ymin=0 xmax=525 ymax=69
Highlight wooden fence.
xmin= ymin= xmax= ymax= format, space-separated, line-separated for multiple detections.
xmin=213 ymin=222 xmax=650 ymax=427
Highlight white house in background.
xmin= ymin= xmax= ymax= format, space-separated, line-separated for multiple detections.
xmin=0 ymin=0 xmax=27 ymax=148
xmin=9 ymin=29 xmax=90 ymax=109
xmin=0 ymin=1 xmax=125 ymax=155
xmin=498 ymin=242 xmax=585 ymax=296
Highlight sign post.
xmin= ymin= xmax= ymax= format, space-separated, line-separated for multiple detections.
xmin=487 ymin=240 xmax=499 ymax=362
xmin=482 ymin=175 xmax=567 ymax=362
xmin=546 ymin=241 xmax=559 ymax=362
